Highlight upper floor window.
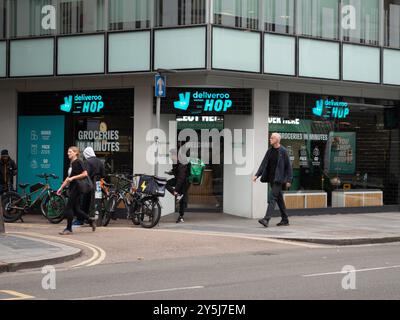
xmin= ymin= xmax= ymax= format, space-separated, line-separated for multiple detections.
xmin=214 ymin=0 xmax=259 ymax=30
xmin=8 ymin=0 xmax=57 ymax=38
xmin=296 ymin=0 xmax=340 ymax=40
xmin=384 ymin=0 xmax=400 ymax=48
xmin=109 ymin=0 xmax=151 ymax=31
xmin=59 ymin=0 xmax=105 ymax=35
xmin=264 ymin=0 xmax=295 ymax=34
xmin=155 ymin=0 xmax=206 ymax=27
xmin=342 ymin=0 xmax=380 ymax=46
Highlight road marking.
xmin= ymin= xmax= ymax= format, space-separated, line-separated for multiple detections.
xmin=9 ymin=232 xmax=106 ymax=268
xmin=73 ymin=286 xmax=205 ymax=300
xmin=0 ymin=290 xmax=34 ymax=300
xmin=303 ymin=265 xmax=400 ymax=277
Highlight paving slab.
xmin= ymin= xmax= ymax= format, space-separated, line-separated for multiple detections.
xmin=0 ymin=234 xmax=81 ymax=273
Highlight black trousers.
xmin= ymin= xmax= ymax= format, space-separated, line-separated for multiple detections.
xmin=81 ymin=190 xmax=94 ymax=221
xmin=64 ymin=188 xmax=91 ymax=231
xmin=265 ymin=183 xmax=289 ymax=222
xmin=166 ymin=178 xmax=188 ymax=216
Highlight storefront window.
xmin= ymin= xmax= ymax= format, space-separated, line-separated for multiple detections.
xmin=108 ymin=0 xmax=151 ymax=31
xmin=269 ymin=92 xmax=400 ymax=209
xmin=264 ymin=0 xmax=294 ymax=34
xmin=384 ymin=0 xmax=400 ymax=48
xmin=59 ymin=0 xmax=105 ymax=35
xmin=8 ymin=0 xmax=57 ymax=38
xmin=18 ymin=89 xmax=134 ymax=179
xmin=296 ymin=0 xmax=340 ymax=40
xmin=214 ymin=0 xmax=259 ymax=30
xmin=155 ymin=0 xmax=206 ymax=27
xmin=74 ymin=116 xmax=133 ymax=175
xmin=342 ymin=0 xmax=380 ymax=45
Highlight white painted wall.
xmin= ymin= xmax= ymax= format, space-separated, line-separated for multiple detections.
xmin=223 ymin=114 xmax=254 ymax=218
xmin=252 ymin=89 xmax=269 ymax=219
xmin=223 ymin=89 xmax=269 ymax=219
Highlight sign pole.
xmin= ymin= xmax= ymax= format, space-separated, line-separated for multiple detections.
xmin=155 ymin=95 xmax=161 ymax=177
xmin=154 ymin=73 xmax=166 ymax=177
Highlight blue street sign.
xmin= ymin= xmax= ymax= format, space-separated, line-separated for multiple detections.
xmin=155 ymin=75 xmax=166 ymax=98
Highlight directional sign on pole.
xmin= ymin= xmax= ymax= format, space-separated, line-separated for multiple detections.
xmin=155 ymin=74 xmax=167 ymax=98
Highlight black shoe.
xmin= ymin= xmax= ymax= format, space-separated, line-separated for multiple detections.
xmin=258 ymin=219 xmax=269 ymax=228
xmin=176 ymin=216 xmax=184 ymax=224
xmin=277 ymin=220 xmax=290 ymax=227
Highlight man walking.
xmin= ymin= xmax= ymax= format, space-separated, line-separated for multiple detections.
xmin=253 ymin=133 xmax=293 ymax=228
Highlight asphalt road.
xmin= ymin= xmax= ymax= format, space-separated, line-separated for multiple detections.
xmin=1 ymin=240 xmax=399 ymax=301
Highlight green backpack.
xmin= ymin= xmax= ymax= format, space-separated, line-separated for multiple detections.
xmin=188 ymin=158 xmax=205 ymax=185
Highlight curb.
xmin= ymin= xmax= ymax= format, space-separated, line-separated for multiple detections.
xmin=0 ymin=249 xmax=82 ymax=274
xmin=276 ymin=237 xmax=400 ymax=246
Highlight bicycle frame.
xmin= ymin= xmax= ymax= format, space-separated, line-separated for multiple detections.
xmin=10 ymin=184 xmax=51 ymax=211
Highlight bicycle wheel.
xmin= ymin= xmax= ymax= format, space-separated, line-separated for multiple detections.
xmin=139 ymin=197 xmax=161 ymax=229
xmin=41 ymin=193 xmax=65 ymax=224
xmin=1 ymin=191 xmax=24 ymax=223
xmin=102 ymin=194 xmax=117 ymax=227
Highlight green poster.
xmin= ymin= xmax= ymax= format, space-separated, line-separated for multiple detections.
xmin=326 ymin=132 xmax=356 ymax=174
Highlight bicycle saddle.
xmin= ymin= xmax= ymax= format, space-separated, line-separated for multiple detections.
xmin=19 ymin=183 xmax=30 ymax=189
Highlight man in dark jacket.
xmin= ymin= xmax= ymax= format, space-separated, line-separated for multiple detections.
xmin=0 ymin=150 xmax=17 ymax=194
xmin=166 ymin=149 xmax=190 ymax=223
xmin=253 ymin=133 xmax=293 ymax=228
xmin=78 ymin=147 xmax=105 ymax=225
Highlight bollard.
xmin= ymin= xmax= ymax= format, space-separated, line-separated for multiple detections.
xmin=0 ymin=195 xmax=5 ymax=233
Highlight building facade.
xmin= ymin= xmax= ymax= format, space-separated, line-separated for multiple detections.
xmin=1 ymin=0 xmax=400 ymax=218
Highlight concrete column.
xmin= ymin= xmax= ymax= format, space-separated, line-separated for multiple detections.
xmin=133 ymin=86 xmax=175 ymax=216
xmin=223 ymin=88 xmax=269 ymax=219
xmin=134 ymin=86 xmax=154 ymax=176
xmin=251 ymin=88 xmax=269 ymax=219
xmin=0 ymin=89 xmax=18 ymax=160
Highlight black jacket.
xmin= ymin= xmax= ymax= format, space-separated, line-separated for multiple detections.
xmin=85 ymin=157 xmax=105 ymax=182
xmin=172 ymin=163 xmax=190 ymax=194
xmin=256 ymin=146 xmax=293 ymax=184
xmin=0 ymin=158 xmax=17 ymax=186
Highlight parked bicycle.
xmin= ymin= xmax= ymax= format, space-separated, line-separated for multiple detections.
xmin=1 ymin=174 xmax=66 ymax=223
xmin=101 ymin=174 xmax=164 ymax=229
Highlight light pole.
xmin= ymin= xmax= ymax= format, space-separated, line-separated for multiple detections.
xmin=154 ymin=69 xmax=177 ymax=176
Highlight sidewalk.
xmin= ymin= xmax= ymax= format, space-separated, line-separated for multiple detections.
xmin=159 ymin=212 xmax=400 ymax=245
xmin=0 ymin=234 xmax=81 ymax=273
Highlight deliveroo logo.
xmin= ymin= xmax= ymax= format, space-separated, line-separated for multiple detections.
xmin=313 ymin=99 xmax=350 ymax=119
xmin=313 ymin=100 xmax=324 ymax=117
xmin=173 ymin=91 xmax=233 ymax=113
xmin=60 ymin=96 xmax=73 ymax=113
xmin=60 ymin=94 xmax=105 ymax=114
xmin=174 ymin=92 xmax=191 ymax=111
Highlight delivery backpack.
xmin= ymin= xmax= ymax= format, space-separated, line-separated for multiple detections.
xmin=188 ymin=158 xmax=205 ymax=185
xmin=137 ymin=175 xmax=167 ymax=197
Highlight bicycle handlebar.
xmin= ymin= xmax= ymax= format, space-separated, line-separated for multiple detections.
xmin=36 ymin=173 xmax=59 ymax=180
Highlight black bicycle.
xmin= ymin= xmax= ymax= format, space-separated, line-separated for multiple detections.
xmin=1 ymin=174 xmax=66 ymax=223
xmin=102 ymin=174 xmax=163 ymax=229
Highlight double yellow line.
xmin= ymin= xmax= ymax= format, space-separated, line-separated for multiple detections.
xmin=0 ymin=290 xmax=34 ymax=300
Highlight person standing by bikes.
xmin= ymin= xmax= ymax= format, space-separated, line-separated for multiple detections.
xmin=166 ymin=149 xmax=190 ymax=224
xmin=0 ymin=150 xmax=17 ymax=195
xmin=57 ymin=146 xmax=96 ymax=235
xmin=81 ymin=146 xmax=105 ymax=223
